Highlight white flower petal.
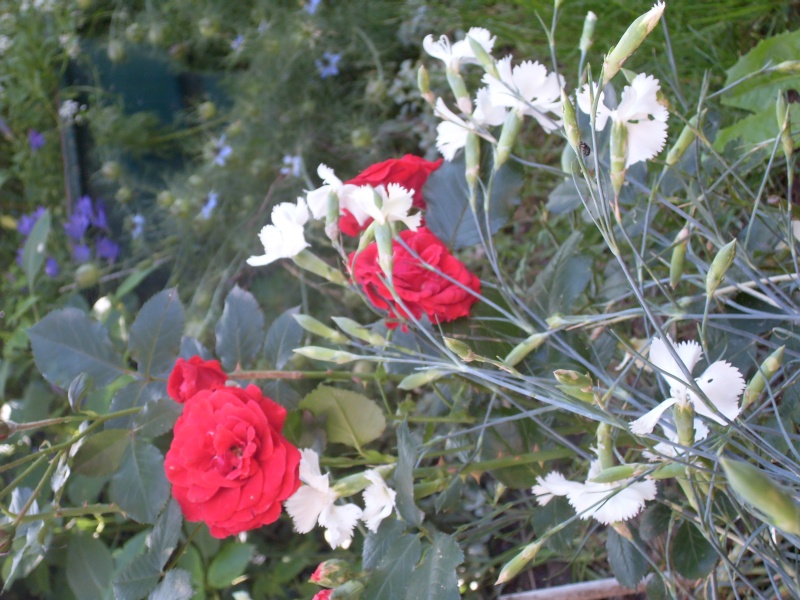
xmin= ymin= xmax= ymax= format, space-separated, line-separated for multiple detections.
xmin=630 ymin=397 xmax=678 ymax=435
xmin=284 ymin=485 xmax=333 ymax=534
xmin=474 ymin=87 xmax=506 ymax=127
xmin=317 ymin=163 xmax=342 ymax=188
xmin=436 ymin=120 xmax=470 ymax=161
xmin=617 ymin=73 xmax=667 ymax=123
xmin=298 ymin=448 xmax=330 ymax=491
xmin=649 ymin=336 xmax=701 ymax=398
xmin=690 ymin=360 xmax=745 ymax=425
xmin=532 ymin=471 xmax=582 ymax=506
xmin=483 ymin=57 xmax=562 ymax=131
xmin=246 ymin=222 xmax=309 ymax=267
xmin=569 ymin=479 xmax=657 ymax=525
xmin=423 ymin=34 xmax=451 ymax=65
xmin=624 ymin=117 xmax=668 ymax=167
xmin=320 ymin=502 xmax=363 ymax=549
xmin=576 ymin=84 xmax=612 ymax=131
xmin=361 ymin=470 xmax=397 ymax=533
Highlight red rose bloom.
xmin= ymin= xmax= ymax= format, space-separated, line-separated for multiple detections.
xmin=312 ymin=591 xmax=333 ymax=600
xmin=164 ymin=384 xmax=301 ymax=538
xmin=167 ymin=356 xmax=227 ymax=403
xmin=339 ymin=155 xmax=443 ymax=236
xmin=349 ymin=227 xmax=481 ymax=329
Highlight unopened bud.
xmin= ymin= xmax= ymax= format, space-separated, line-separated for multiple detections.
xmin=293 ymin=346 xmax=359 ymax=364
xmin=705 ymin=239 xmax=736 ymax=297
xmin=444 ymin=337 xmax=475 ymax=361
xmin=292 ymin=250 xmax=347 ymax=286
xmin=742 ymin=345 xmax=784 ymax=409
xmin=669 ymin=227 xmax=689 ymax=288
xmin=197 ymin=101 xmax=216 ymax=121
xmin=590 ymin=464 xmax=641 ymax=484
xmin=554 ymin=369 xmax=594 ymax=403
xmin=330 ymin=580 xmax=365 ymax=599
xmin=494 ymin=111 xmax=522 ymax=168
xmin=398 ymin=369 xmax=447 ymax=390
xmin=417 ymin=65 xmax=435 ymax=105
xmin=775 ymin=60 xmax=800 ymax=73
xmin=560 ymin=89 xmax=581 ymax=155
xmin=603 ymin=1 xmax=665 ymax=84
xmin=75 ymin=263 xmax=100 ymax=289
xmin=293 ymin=315 xmax=349 ymax=344
xmin=465 ymin=132 xmax=480 ymax=190
xmin=721 ymin=457 xmax=800 ymax=536
xmin=504 ymin=332 xmax=548 ymax=367
xmin=776 ymin=91 xmax=794 ymax=161
xmin=495 ymin=540 xmax=543 ymax=585
xmin=446 ymin=71 xmax=472 ymax=114
xmin=610 ymin=120 xmax=628 ymax=198
xmin=468 ymin=36 xmax=498 ymax=79
xmin=579 ymin=11 xmax=598 ymax=54
xmin=331 ymin=317 xmax=387 ymax=347
xmin=0 ymin=420 xmax=17 ymax=441
xmin=665 ymin=113 xmax=702 ymax=166
xmin=0 ymin=524 xmax=15 ymax=555
xmin=325 ymin=190 xmax=340 ymax=241
xmin=374 ymin=223 xmax=394 ymax=280
xmin=310 ymin=559 xmax=354 ymax=588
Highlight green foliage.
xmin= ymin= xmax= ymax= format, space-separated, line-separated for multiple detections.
xmin=406 ymin=532 xmax=464 ymax=600
xmin=207 ymin=542 xmax=254 ymax=589
xmin=606 ymin=530 xmax=648 ymax=589
xmin=670 ymin=522 xmax=718 ymax=580
xmin=394 ymin=422 xmax=423 ymax=528
xmin=66 ymin=535 xmax=113 ymax=600
xmin=361 ymin=531 xmax=421 ymax=600
xmin=300 ymin=385 xmax=386 ymax=449
xmin=109 ymin=440 xmax=170 ymax=524
xmin=264 ymin=306 xmax=304 ymax=370
xmin=215 ymin=285 xmax=265 ymax=371
xmin=129 ymin=289 xmax=184 ymax=377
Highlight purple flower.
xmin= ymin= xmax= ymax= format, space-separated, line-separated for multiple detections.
xmin=91 ymin=199 xmax=109 ymax=230
xmin=131 ymin=214 xmax=145 ymax=239
xmin=45 ymin=257 xmax=59 ymax=277
xmin=214 ymin=135 xmax=233 ymax=167
xmin=75 ymin=195 xmax=94 ymax=219
xmin=72 ymin=243 xmax=91 ymax=263
xmin=315 ymin=51 xmax=341 ymax=79
xmin=64 ymin=212 xmax=90 ymax=240
xmin=304 ymin=0 xmax=322 ymax=14
xmin=231 ymin=35 xmax=244 ymax=51
xmin=18 ymin=207 xmax=46 ymax=237
xmin=200 ymin=192 xmax=218 ymax=220
xmin=16 ymin=247 xmax=23 ymax=266
xmin=28 ymin=129 xmax=45 ymax=152
xmin=96 ymin=237 xmax=119 ymax=263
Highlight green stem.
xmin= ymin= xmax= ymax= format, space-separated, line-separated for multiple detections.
xmin=413 ymin=447 xmax=573 ymax=478
xmin=13 ymin=503 xmax=125 ymax=525
xmin=230 ymin=370 xmax=405 ymax=382
xmin=13 ymin=450 xmax=63 ymax=527
xmin=0 ymin=454 xmax=49 ymax=504
xmin=164 ymin=523 xmax=203 ymax=572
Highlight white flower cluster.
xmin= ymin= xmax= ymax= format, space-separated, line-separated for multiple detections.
xmin=284 ymin=449 xmax=397 ymax=549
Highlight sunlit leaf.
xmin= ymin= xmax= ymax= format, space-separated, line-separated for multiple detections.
xmin=299 ymin=385 xmax=386 ymax=448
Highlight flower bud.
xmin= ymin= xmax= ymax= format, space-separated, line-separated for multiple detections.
xmin=293 ymin=314 xmax=349 ymax=344
xmin=579 ymin=11 xmax=598 ymax=54
xmin=742 ymin=345 xmax=784 ymax=409
xmin=310 ymin=559 xmax=354 ymax=588
xmin=101 ymin=161 xmax=122 ymax=181
xmin=776 ymin=91 xmax=794 ymax=162
xmin=107 ymin=39 xmax=126 ymax=63
xmin=560 ymin=88 xmax=581 ymax=156
xmin=665 ymin=112 xmax=702 ymax=166
xmin=444 ymin=337 xmax=475 ymax=361
xmin=0 ymin=524 xmax=15 ymax=555
xmin=465 ymin=132 xmax=480 ymax=190
xmin=398 ymin=369 xmax=447 ymax=390
xmin=705 ymin=239 xmax=736 ymax=297
xmin=674 ymin=401 xmax=696 ymax=446
xmin=446 ymin=71 xmax=472 ymax=114
xmin=669 ymin=226 xmax=689 ymax=289
xmin=553 ymin=369 xmax=594 ymax=403
xmin=331 ymin=317 xmax=387 ymax=347
xmin=75 ymin=263 xmax=100 ymax=289
xmin=374 ymin=222 xmax=394 ymax=280
xmin=603 ymin=2 xmax=665 ymax=84
xmin=197 ymin=101 xmax=217 ymax=121
xmin=325 ymin=190 xmax=340 ymax=241
xmin=495 ymin=540 xmax=543 ymax=585
xmin=0 ymin=420 xmax=17 ymax=441
xmin=329 ymin=580 xmax=364 ymax=599
xmin=590 ymin=463 xmax=641 ymax=484
xmin=494 ymin=111 xmax=522 ymax=169
xmin=293 ymin=346 xmax=360 ymax=364
xmin=721 ymin=457 xmax=800 ymax=536
xmin=503 ymin=332 xmax=548 ymax=367
xmin=610 ymin=120 xmax=628 ymax=199
xmin=292 ymin=250 xmax=347 ymax=286
xmin=417 ymin=65 xmax=435 ymax=105
xmin=468 ymin=36 xmax=498 ymax=79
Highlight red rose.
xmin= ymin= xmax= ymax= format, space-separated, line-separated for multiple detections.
xmin=167 ymin=356 xmax=227 ymax=403
xmin=349 ymin=227 xmax=480 ymax=329
xmin=312 ymin=591 xmax=332 ymax=600
xmin=164 ymin=384 xmax=301 ymax=538
xmin=340 ymin=155 xmax=442 ymax=236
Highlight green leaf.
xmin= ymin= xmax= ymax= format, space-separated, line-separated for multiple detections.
xmin=714 ymin=103 xmax=800 ymax=151
xmin=109 ymin=439 xmax=170 ymax=524
xmin=363 ymin=518 xmax=406 ymax=570
xmin=207 ymin=541 xmax=254 ymax=589
xmin=215 ymin=285 xmax=265 ymax=371
xmin=527 ymin=231 xmax=590 ymax=317
xmin=546 ymin=178 xmax=589 ymax=215
xmin=424 ymin=152 xmax=523 ymax=249
xmin=67 ymin=372 xmax=93 ymax=412
xmin=406 ymin=533 xmax=463 ymax=600
xmin=361 ymin=532 xmax=421 ymax=600
xmin=149 ymin=499 xmax=183 ymax=569
xmin=395 ymin=421 xmax=423 ymax=527
xmin=107 ymin=380 xmax=167 ymax=430
xmin=670 ymin=521 xmax=718 ymax=580
xmin=66 ymin=535 xmax=113 ymax=600
xmin=639 ymin=503 xmax=672 ymax=542
xmin=113 ymin=530 xmax=150 ymax=576
xmin=28 ymin=308 xmax=126 ymax=389
xmin=264 ymin=306 xmax=302 ymax=369
xmin=134 ymin=398 xmax=182 ymax=439
xmin=299 ymin=385 xmax=386 ymax=449
xmin=149 ymin=569 xmax=194 ymax=600
xmin=434 ymin=476 xmax=464 ymax=514
xmin=72 ymin=429 xmax=131 ymax=477
xmin=113 ymin=261 xmax=161 ymax=300
xmin=129 ymin=288 xmax=184 ymax=377
xmin=21 ymin=209 xmax=51 ymax=290
xmin=607 ymin=529 xmax=648 ymax=589
xmin=113 ymin=553 xmax=162 ymax=600
xmin=175 ymin=545 xmax=205 ymax=600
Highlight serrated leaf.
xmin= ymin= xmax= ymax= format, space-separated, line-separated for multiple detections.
xmin=72 ymin=429 xmax=131 ymax=477
xmin=175 ymin=545 xmax=204 ymax=600
xmin=406 ymin=533 xmax=463 ymax=600
xmin=110 ymin=440 xmax=170 ymax=524
xmin=207 ymin=542 xmax=254 ymax=589
xmin=28 ymin=308 xmax=126 ymax=389
xmin=113 ymin=552 xmax=162 ymax=600
xmin=66 ymin=535 xmax=113 ymax=600
xmin=299 ymin=385 xmax=386 ymax=449
xmin=215 ymin=285 xmax=265 ymax=371
xmin=148 ymin=499 xmax=183 ymax=570
xmin=670 ymin=521 xmax=718 ymax=580
xmin=21 ymin=209 xmax=51 ymax=289
xmin=607 ymin=529 xmax=648 ymax=589
xmin=107 ymin=380 xmax=167 ymax=430
xmin=527 ymin=231 xmax=590 ymax=317
xmin=264 ymin=306 xmax=303 ymax=369
xmin=129 ymin=289 xmax=184 ymax=378
xmin=424 ymin=152 xmax=522 ymax=249
xmin=363 ymin=518 xmax=406 ymax=570
xmin=361 ymin=533 xmax=421 ymax=600
xmin=134 ymin=398 xmax=182 ymax=439
xmin=395 ymin=422 xmax=423 ymax=527
xmin=149 ymin=569 xmax=194 ymax=600
xmin=114 ymin=530 xmax=150 ymax=576
xmin=434 ymin=476 xmax=464 ymax=514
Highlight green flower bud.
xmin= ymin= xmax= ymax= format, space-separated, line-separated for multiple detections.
xmin=674 ymin=401 xmax=695 ymax=446
xmin=669 ymin=226 xmax=689 ymax=289
xmin=291 ymin=250 xmax=347 ymax=286
xmin=197 ymin=101 xmax=217 ymax=121
xmin=560 ymin=88 xmax=581 ymax=156
xmin=579 ymin=11 xmax=598 ymax=54
xmin=101 ymin=161 xmax=122 ymax=181
xmin=465 ymin=132 xmax=480 ymax=190
xmin=148 ymin=23 xmax=166 ymax=46
xmin=351 ymin=127 xmax=373 ymax=149
xmin=293 ymin=314 xmax=349 ymax=344
xmin=198 ymin=17 xmax=219 ymax=39
xmin=495 ymin=540 xmax=543 ymax=585
xmin=775 ymin=60 xmax=800 ymax=73
xmin=374 ymin=222 xmax=394 ymax=280
xmin=610 ymin=120 xmax=628 ymax=199
xmin=331 ymin=580 xmax=365 ymax=600
xmin=721 ymin=457 xmax=800 ymax=536
xmin=417 ymin=65 xmax=435 ymax=105
xmin=494 ymin=110 xmax=523 ymax=169
xmin=75 ymin=263 xmax=100 ymax=289
xmin=590 ymin=463 xmax=642 ymax=484
xmin=331 ymin=317 xmax=387 ymax=347
xmin=444 ymin=337 xmax=475 ymax=361
xmin=742 ymin=345 xmax=785 ymax=409
xmin=115 ymin=186 xmax=132 ymax=204
xmin=310 ymin=559 xmax=354 ymax=588
xmin=332 ymin=465 xmax=393 ymax=498
xmin=0 ymin=524 xmax=15 ymax=555
xmin=665 ymin=113 xmax=702 ymax=166
xmin=107 ymin=39 xmax=126 ymax=63
xmin=468 ymin=36 xmax=498 ymax=79
xmin=157 ymin=190 xmax=175 ymax=208
xmin=325 ymin=190 xmax=340 ymax=241
xmin=503 ymin=332 xmax=548 ymax=367
xmin=446 ymin=70 xmax=472 ymax=114
xmin=776 ymin=91 xmax=794 ymax=162
xmin=398 ymin=369 xmax=448 ymax=390
xmin=705 ymin=239 xmax=736 ymax=297
xmin=603 ymin=2 xmax=665 ymax=84
xmin=293 ymin=346 xmax=360 ymax=364
xmin=553 ymin=369 xmax=594 ymax=403
xmin=125 ymin=23 xmax=144 ymax=43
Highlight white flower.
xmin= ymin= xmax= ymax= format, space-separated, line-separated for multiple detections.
xmin=284 ymin=449 xmax=363 ymax=549
xmin=434 ymin=88 xmax=507 ymax=161
xmin=246 ymin=198 xmax=310 ymax=267
xmin=360 ymin=470 xmax=397 ymax=533
xmin=533 ymin=460 xmax=656 ymax=525
xmin=483 ymin=57 xmax=563 ymax=132
xmin=630 ymin=336 xmax=745 ymax=436
xmin=643 ymin=420 xmax=710 ymax=461
xmin=305 ymin=164 xmax=365 ymax=223
xmin=350 ymin=184 xmax=421 ymax=231
xmin=576 ymin=73 xmax=668 ymax=167
xmin=423 ymin=27 xmax=495 ymax=72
